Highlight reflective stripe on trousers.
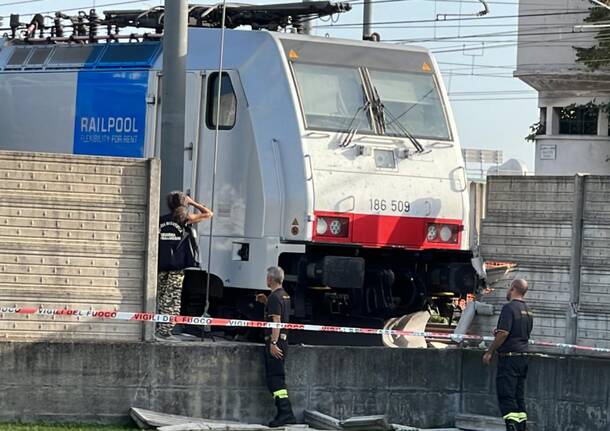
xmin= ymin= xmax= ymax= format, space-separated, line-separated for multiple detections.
xmin=503 ymin=412 xmax=527 ymax=423
xmin=273 ymin=389 xmax=289 ymax=399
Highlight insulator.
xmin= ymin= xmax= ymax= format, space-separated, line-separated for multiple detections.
xmin=10 ymin=14 xmax=19 ymax=39
xmin=88 ymin=9 xmax=99 ymax=42
xmin=53 ymin=12 xmax=64 ymax=38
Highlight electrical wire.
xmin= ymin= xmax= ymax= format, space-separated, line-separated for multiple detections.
xmin=317 ymin=22 xmax=596 ymax=30
xmin=315 ymin=10 xmax=591 ymax=28
xmin=0 ymin=0 xmax=42 ymax=7
xmin=390 ymin=29 xmax=599 ymax=43
xmin=346 ymin=0 xmax=582 ymax=7
xmin=450 ymin=97 xmax=538 ymax=101
xmin=448 ymin=89 xmax=535 ymax=95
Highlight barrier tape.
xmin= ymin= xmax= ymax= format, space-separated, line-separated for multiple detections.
xmin=1 ymin=305 xmax=609 ymax=354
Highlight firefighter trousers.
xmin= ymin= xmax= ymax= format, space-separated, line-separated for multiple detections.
xmin=497 ymin=355 xmax=529 ymax=427
xmin=264 ymin=338 xmax=290 ymax=399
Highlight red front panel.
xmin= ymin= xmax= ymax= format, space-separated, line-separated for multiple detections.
xmin=313 ymin=211 xmax=463 ymax=250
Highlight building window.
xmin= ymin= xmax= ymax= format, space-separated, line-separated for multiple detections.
xmin=556 ymin=104 xmax=598 ymax=135
xmin=206 ymin=72 xmax=236 ymax=130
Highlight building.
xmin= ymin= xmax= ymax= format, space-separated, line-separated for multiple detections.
xmin=516 ymin=0 xmax=610 ymax=174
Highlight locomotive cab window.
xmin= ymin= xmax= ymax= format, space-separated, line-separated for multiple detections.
xmin=206 ymin=72 xmax=237 ymax=130
xmin=292 ymin=63 xmax=374 ymax=133
xmin=368 ymin=69 xmax=451 ymax=141
xmin=291 ymin=57 xmax=452 ymax=141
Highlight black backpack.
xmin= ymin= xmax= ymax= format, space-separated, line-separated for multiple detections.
xmin=173 ymin=224 xmax=200 ymax=270
xmin=158 ymin=217 xmax=200 ymax=271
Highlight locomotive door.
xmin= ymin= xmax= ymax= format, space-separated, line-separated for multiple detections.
xmin=183 ymin=72 xmax=205 ymax=197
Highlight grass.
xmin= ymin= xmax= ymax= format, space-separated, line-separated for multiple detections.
xmin=0 ymin=425 xmax=137 ymax=431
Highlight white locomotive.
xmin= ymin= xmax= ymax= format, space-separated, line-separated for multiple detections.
xmin=0 ymin=3 xmax=479 ymax=341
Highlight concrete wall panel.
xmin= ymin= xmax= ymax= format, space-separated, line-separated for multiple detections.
xmin=479 ymin=175 xmax=610 ymax=350
xmin=0 ymin=341 xmax=607 ymax=430
xmin=0 ymin=151 xmax=159 ymax=341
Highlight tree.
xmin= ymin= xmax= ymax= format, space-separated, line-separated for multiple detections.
xmin=574 ymin=6 xmax=610 ymax=70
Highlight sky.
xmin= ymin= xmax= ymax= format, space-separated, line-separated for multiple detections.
xmin=0 ymin=0 xmax=544 ymax=169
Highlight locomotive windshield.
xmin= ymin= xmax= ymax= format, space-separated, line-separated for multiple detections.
xmin=292 ymin=63 xmax=374 ymax=132
xmin=368 ymin=69 xmax=450 ymax=141
xmin=292 ymin=63 xmax=451 ymax=141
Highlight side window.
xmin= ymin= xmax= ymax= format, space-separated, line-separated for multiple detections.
xmin=206 ymin=72 xmax=237 ymax=130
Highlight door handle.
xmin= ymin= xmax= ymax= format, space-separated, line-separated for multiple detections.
xmin=304 ymin=154 xmax=313 ymax=181
xmin=185 ymin=142 xmax=194 ymax=161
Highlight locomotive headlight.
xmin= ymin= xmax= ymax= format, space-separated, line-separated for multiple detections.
xmin=439 ymin=225 xmax=453 ymax=242
xmin=316 ymin=218 xmax=328 ymax=235
xmin=426 ymin=223 xmax=460 ymax=244
xmin=329 ymin=219 xmax=342 ymax=235
xmin=315 ymin=216 xmax=349 ymax=238
xmin=426 ymin=224 xmax=438 ymax=241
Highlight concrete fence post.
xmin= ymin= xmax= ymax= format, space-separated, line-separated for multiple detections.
xmin=566 ymin=174 xmax=585 ymax=345
xmin=143 ymin=158 xmax=161 ymax=341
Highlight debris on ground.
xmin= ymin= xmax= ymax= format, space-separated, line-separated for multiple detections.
xmin=302 ymin=410 xmax=457 ymax=431
xmin=454 ymin=413 xmax=505 ymax=430
xmin=301 ymin=411 xmax=341 ymax=430
xmin=130 ymin=407 xmax=512 ymax=431
xmin=337 ymin=414 xmax=392 ymax=431
xmin=130 ymin=408 xmax=308 ymax=430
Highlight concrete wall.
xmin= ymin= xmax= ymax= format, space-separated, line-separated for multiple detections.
xmin=534 ymin=136 xmax=610 ymax=176
xmin=0 ymin=151 xmax=160 ymax=342
xmin=477 ymin=176 xmax=575 ymax=344
xmin=468 ymin=180 xmax=486 ymax=247
xmin=0 ymin=341 xmax=608 ymax=431
xmin=478 ymin=175 xmax=610 ymax=349
xmin=460 ymin=350 xmax=610 ymax=431
xmin=0 ymin=342 xmax=462 ymax=429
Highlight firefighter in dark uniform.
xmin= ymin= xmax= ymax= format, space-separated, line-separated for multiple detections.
xmin=256 ymin=266 xmax=297 ymax=428
xmin=483 ymin=278 xmax=534 ymax=431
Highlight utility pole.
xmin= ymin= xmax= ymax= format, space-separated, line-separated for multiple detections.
xmin=363 ymin=0 xmax=373 ymax=40
xmin=160 ymin=0 xmax=188 ymax=201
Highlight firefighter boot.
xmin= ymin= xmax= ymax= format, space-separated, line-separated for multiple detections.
xmin=268 ymin=397 xmax=297 ymax=428
xmin=519 ymin=421 xmax=527 ymax=431
xmin=504 ymin=420 xmax=519 ymax=431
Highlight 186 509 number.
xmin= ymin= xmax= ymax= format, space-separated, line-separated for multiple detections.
xmin=369 ymin=198 xmax=410 ymax=213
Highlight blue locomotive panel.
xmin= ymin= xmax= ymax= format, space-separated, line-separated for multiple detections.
xmin=73 ymin=70 xmax=148 ymax=157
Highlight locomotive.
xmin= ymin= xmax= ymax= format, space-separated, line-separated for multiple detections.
xmin=0 ymin=2 xmax=481 ymax=342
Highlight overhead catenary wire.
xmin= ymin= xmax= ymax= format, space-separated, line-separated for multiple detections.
xmin=347 ymin=0 xmax=583 ymax=7
xmin=319 ymin=21 xmax=596 ymax=30
xmin=390 ymin=29 xmax=599 ymax=43
xmin=0 ymin=0 xmax=42 ymax=7
xmin=315 ymin=10 xmax=591 ymax=28
xmin=441 ymin=56 xmax=610 ymax=68
xmin=448 ymin=89 xmax=535 ymax=95
xmin=450 ymin=97 xmax=538 ymax=101
xmin=428 ymin=36 xmax=597 ymax=53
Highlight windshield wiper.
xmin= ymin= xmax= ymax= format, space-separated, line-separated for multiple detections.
xmin=370 ymin=84 xmax=425 ymax=153
xmin=339 ymin=100 xmax=371 ymax=148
